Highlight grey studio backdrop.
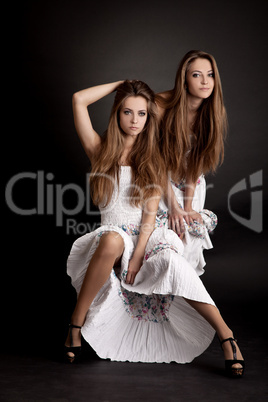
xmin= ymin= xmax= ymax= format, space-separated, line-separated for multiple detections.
xmin=4 ymin=0 xmax=267 ymax=354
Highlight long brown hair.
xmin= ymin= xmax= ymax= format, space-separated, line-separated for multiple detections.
xmin=157 ymin=50 xmax=227 ymax=182
xmin=90 ymin=80 xmax=167 ymax=207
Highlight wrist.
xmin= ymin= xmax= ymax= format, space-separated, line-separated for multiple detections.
xmin=114 ymin=80 xmax=124 ymax=90
xmin=170 ymin=200 xmax=183 ymax=213
xmin=184 ymin=204 xmax=193 ymax=212
xmin=132 ymin=246 xmax=145 ymax=259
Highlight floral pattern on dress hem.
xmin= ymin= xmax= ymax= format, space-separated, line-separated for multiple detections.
xmin=145 ymin=242 xmax=179 ymax=261
xmin=118 ymin=283 xmax=174 ymax=323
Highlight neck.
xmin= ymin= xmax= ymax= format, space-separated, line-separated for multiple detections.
xmin=186 ymin=95 xmax=203 ymax=130
xmin=120 ymin=135 xmax=136 ymax=165
xmin=123 ymin=134 xmax=137 ymax=149
xmin=187 ymin=94 xmax=203 ymax=112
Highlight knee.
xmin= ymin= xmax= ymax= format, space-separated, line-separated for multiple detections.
xmin=97 ymin=232 xmax=124 ymax=258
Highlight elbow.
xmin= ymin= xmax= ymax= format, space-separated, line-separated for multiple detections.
xmin=72 ymin=91 xmax=83 ymax=106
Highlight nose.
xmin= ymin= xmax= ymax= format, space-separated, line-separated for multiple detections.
xmin=131 ymin=114 xmax=138 ymax=123
xmin=201 ymin=74 xmax=208 ymax=84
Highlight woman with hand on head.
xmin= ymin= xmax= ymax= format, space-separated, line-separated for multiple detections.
xmin=156 ymin=50 xmax=244 ymax=377
xmin=65 ymin=79 xmax=167 ymax=362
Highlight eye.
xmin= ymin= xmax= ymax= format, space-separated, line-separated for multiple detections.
xmin=123 ymin=110 xmax=131 ymax=115
xmin=208 ymin=73 xmax=214 ymax=77
xmin=192 ymin=73 xmax=200 ymax=78
xmin=139 ymin=112 xmax=146 ymax=116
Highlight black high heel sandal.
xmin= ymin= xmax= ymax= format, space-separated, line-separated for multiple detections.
xmin=220 ymin=337 xmax=245 ymax=378
xmin=64 ymin=324 xmax=82 ymax=363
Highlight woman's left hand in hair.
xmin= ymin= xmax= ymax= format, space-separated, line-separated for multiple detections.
xmin=184 ymin=208 xmax=203 ymax=226
xmin=125 ymin=255 xmax=143 ymax=285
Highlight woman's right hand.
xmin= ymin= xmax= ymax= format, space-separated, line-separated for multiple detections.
xmin=168 ymin=203 xmax=187 ymax=239
xmin=125 ymin=254 xmax=143 ymax=285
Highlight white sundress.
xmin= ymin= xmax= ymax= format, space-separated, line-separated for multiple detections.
xmin=67 ymin=166 xmax=216 ymax=364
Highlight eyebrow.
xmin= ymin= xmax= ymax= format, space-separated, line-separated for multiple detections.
xmin=123 ymin=107 xmax=147 ymax=112
xmin=191 ymin=69 xmax=214 ymax=73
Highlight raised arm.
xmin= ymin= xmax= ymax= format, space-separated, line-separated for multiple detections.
xmin=125 ymin=194 xmax=161 ymax=285
xmin=72 ymin=81 xmax=124 ymax=160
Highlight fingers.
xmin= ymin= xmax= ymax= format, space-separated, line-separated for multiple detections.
xmin=185 ymin=210 xmax=203 ymax=225
xmin=125 ymin=271 xmax=136 ymax=285
xmin=168 ymin=216 xmax=185 ymax=238
xmin=197 ymin=215 xmax=204 ymax=224
xmin=176 ymin=216 xmax=185 ymax=239
xmin=178 ymin=231 xmax=185 ymax=240
xmin=192 ymin=213 xmax=203 ymax=225
xmin=184 ymin=214 xmax=191 ymax=226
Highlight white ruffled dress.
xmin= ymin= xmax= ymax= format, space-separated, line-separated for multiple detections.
xmin=67 ymin=166 xmax=216 ymax=364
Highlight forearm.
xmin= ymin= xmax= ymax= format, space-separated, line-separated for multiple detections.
xmin=72 ymin=80 xmax=124 ymax=158
xmin=73 ymin=81 xmax=124 ymax=107
xmin=133 ymin=222 xmax=156 ymax=259
xmin=183 ymin=176 xmax=203 ymax=224
xmin=132 ymin=197 xmax=160 ymax=259
xmin=165 ymin=180 xmax=183 ymax=212
xmin=184 ymin=176 xmax=197 ymax=210
xmin=125 ymin=196 xmax=159 ymax=285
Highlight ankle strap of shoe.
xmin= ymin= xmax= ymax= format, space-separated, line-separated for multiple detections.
xmin=220 ymin=337 xmax=237 ymax=346
xmin=69 ymin=324 xmax=82 ymax=329
xmin=220 ymin=337 xmax=238 ymax=360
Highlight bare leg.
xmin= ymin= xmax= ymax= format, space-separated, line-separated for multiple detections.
xmin=65 ymin=232 xmax=124 ymax=354
xmin=184 ymin=299 xmax=244 ymax=370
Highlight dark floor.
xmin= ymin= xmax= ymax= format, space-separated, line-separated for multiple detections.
xmin=1 ymin=219 xmax=267 ymax=401
xmin=0 ymin=339 xmax=267 ymax=402
xmin=1 ymin=306 xmax=267 ymax=402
